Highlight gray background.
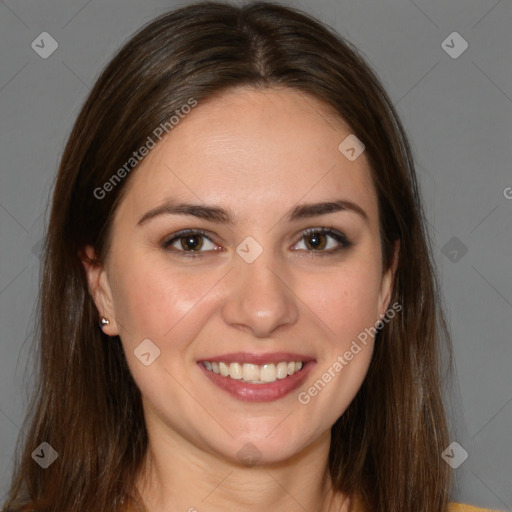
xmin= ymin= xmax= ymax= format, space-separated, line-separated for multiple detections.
xmin=0 ymin=0 xmax=511 ymax=509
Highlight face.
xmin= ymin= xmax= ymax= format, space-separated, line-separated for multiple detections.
xmin=84 ymin=87 xmax=397 ymax=466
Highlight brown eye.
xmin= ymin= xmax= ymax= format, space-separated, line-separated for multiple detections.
xmin=292 ymin=227 xmax=352 ymax=255
xmin=304 ymin=232 xmax=328 ymax=250
xmin=179 ymin=234 xmax=204 ymax=251
xmin=162 ymin=229 xmax=219 ymax=256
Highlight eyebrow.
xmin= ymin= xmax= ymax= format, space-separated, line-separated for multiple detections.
xmin=137 ymin=198 xmax=368 ymax=226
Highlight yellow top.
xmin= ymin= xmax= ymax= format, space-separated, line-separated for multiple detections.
xmin=351 ymin=495 xmax=502 ymax=512
xmin=448 ymin=504 xmax=503 ymax=512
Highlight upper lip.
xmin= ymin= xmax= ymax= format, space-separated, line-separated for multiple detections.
xmin=197 ymin=352 xmax=315 ymax=365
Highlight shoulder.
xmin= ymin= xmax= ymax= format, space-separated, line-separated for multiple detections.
xmin=449 ymin=502 xmax=504 ymax=512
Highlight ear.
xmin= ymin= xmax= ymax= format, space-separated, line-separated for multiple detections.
xmin=378 ymin=239 xmax=400 ymax=316
xmin=80 ymin=245 xmax=119 ymax=336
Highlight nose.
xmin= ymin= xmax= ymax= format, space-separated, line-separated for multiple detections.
xmin=221 ymin=248 xmax=300 ymax=338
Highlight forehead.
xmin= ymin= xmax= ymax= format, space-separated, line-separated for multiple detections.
xmin=115 ymin=87 xmax=378 ymax=226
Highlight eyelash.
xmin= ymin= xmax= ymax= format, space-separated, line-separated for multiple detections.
xmin=161 ymin=227 xmax=352 ymax=259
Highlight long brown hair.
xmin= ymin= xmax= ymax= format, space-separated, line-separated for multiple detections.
xmin=3 ymin=2 xmax=453 ymax=511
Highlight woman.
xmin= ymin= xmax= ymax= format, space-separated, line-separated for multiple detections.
xmin=2 ymin=2 xmax=501 ymax=511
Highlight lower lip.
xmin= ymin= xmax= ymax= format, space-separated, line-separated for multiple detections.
xmin=198 ymin=362 xmax=315 ymax=402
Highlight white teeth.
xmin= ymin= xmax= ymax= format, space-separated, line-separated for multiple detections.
xmin=219 ymin=361 xmax=230 ymax=377
xmin=202 ymin=360 xmax=305 ymax=383
xmin=229 ymin=362 xmax=243 ymax=380
xmin=276 ymin=362 xmax=288 ymax=379
xmin=242 ymin=364 xmax=260 ymax=382
xmin=260 ymin=363 xmax=276 ymax=382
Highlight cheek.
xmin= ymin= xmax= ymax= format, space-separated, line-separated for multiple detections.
xmin=109 ymin=251 xmax=223 ymax=350
xmin=293 ymin=260 xmax=382 ymax=426
xmin=298 ymin=259 xmax=383 ymax=345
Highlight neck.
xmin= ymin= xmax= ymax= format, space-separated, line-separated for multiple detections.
xmin=129 ymin=421 xmax=351 ymax=512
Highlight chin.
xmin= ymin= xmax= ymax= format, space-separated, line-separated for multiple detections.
xmin=216 ymin=427 xmax=318 ymax=467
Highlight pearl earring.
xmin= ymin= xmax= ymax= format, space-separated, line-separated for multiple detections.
xmin=100 ymin=317 xmax=110 ymax=327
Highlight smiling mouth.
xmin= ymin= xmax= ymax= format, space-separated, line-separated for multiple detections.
xmin=201 ymin=361 xmax=304 ymax=383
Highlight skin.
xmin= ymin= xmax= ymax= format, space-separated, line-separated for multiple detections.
xmin=83 ymin=87 xmax=398 ymax=512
